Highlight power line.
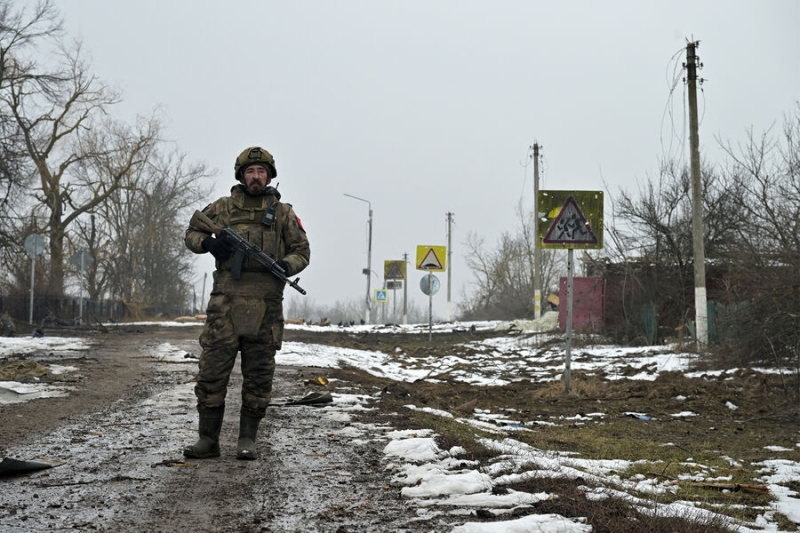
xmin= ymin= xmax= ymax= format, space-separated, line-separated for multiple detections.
xmin=660 ymin=46 xmax=689 ymax=166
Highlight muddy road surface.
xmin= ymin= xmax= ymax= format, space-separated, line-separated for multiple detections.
xmin=0 ymin=325 xmax=423 ymax=533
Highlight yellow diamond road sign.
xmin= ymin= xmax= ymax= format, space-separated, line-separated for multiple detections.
xmin=416 ymin=245 xmax=446 ymax=271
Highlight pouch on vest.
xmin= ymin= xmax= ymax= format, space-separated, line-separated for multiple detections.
xmin=231 ymin=249 xmax=246 ymax=279
xmin=230 ymin=298 xmax=267 ymax=337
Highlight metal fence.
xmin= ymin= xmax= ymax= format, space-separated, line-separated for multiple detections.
xmin=0 ymin=294 xmax=127 ymax=326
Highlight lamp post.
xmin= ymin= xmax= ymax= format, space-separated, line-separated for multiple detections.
xmin=344 ymin=193 xmax=373 ymax=324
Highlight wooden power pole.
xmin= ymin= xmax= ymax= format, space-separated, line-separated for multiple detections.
xmin=446 ymin=212 xmax=454 ymax=321
xmin=402 ymin=252 xmax=409 ymax=325
xmin=532 ymin=142 xmax=542 ymax=319
xmin=686 ymin=40 xmax=708 ymax=348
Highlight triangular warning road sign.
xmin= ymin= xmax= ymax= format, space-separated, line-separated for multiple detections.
xmin=386 ymin=262 xmax=404 ymax=280
xmin=418 ymin=248 xmax=443 ymax=270
xmin=543 ymin=195 xmax=599 ymax=245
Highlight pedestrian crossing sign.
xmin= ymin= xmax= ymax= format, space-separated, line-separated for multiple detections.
xmin=374 ymin=289 xmax=388 ymax=303
xmin=416 ymin=245 xmax=446 ymax=271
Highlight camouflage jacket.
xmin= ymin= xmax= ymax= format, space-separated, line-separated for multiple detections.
xmin=185 ymin=185 xmax=310 ymax=284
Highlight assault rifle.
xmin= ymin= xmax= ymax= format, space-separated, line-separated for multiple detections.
xmin=190 ymin=210 xmax=307 ymax=295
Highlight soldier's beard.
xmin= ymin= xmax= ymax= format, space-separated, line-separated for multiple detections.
xmin=244 ymin=180 xmax=268 ymax=196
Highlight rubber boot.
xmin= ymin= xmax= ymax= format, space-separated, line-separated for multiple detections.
xmin=236 ymin=409 xmax=263 ymax=460
xmin=183 ymin=406 xmax=224 ymax=459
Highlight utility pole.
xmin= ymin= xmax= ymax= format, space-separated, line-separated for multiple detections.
xmin=402 ymin=252 xmax=409 ymax=324
xmin=344 ymin=193 xmax=373 ymax=324
xmin=446 ymin=212 xmax=454 ymax=321
xmin=532 ymin=142 xmax=542 ymax=319
xmin=686 ymin=40 xmax=708 ymax=348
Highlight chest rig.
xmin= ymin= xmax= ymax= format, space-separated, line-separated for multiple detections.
xmin=227 ymin=189 xmax=281 ymax=279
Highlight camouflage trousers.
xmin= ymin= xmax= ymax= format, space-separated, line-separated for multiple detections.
xmin=194 ymin=289 xmax=284 ymax=416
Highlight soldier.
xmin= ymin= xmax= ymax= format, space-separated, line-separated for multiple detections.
xmin=183 ymin=146 xmax=310 ymax=460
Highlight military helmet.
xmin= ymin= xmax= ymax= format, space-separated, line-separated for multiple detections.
xmin=234 ymin=146 xmax=277 ymax=179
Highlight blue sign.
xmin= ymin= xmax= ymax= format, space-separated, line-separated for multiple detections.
xmin=420 ymin=274 xmax=440 ymax=296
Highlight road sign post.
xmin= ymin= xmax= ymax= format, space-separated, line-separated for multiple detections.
xmin=384 ymin=260 xmax=406 ymax=324
xmin=416 ymin=245 xmax=446 ymax=341
xmin=537 ymin=191 xmax=604 ymax=394
xmin=374 ymin=288 xmax=388 ymax=323
xmin=24 ymin=234 xmax=46 ymax=325
xmin=386 ymin=280 xmax=402 ymax=321
xmin=70 ymin=249 xmax=94 ymax=324
xmin=420 ymin=273 xmax=440 ymax=341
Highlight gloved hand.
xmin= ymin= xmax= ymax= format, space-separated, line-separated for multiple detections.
xmin=202 ymin=236 xmax=233 ymax=261
xmin=275 ymin=260 xmax=290 ymax=274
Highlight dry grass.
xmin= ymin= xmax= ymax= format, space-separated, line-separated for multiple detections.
xmin=291 ymin=328 xmax=800 ymax=532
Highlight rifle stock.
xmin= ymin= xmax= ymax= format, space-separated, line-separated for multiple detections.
xmin=191 ymin=209 xmax=307 ymax=295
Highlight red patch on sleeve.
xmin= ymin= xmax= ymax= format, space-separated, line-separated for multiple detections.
xmin=295 ymin=216 xmax=305 ymax=231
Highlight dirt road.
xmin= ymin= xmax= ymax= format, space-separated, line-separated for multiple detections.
xmin=0 ymin=325 xmax=424 ymax=533
xmin=5 ymin=323 xmax=798 ymax=532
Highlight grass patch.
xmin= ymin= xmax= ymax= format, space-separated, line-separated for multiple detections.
xmin=319 ymin=331 xmax=799 ymax=533
xmin=499 ymin=477 xmax=735 ymax=533
xmin=396 ymin=408 xmax=499 ymax=463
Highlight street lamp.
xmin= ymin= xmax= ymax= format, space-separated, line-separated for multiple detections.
xmin=344 ymin=193 xmax=373 ymax=324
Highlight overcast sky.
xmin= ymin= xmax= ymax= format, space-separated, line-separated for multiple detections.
xmin=56 ymin=1 xmax=799 ymax=320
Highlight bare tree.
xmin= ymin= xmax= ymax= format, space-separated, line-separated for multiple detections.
xmin=611 ymin=160 xmax=744 ymax=267
xmin=83 ymin=145 xmax=213 ymax=317
xmin=604 ymin=105 xmax=799 ymax=360
xmin=0 ymin=0 xmax=61 ymax=248
xmin=716 ymin=109 xmax=800 ymax=365
xmin=68 ymin=212 xmax=107 ymax=300
xmin=2 ymin=41 xmax=161 ymax=297
xmin=460 ymin=203 xmax=561 ymax=320
xmin=602 ymin=158 xmax=751 ymax=342
xmin=1 ymin=2 xmax=216 ymax=322
xmin=722 ymin=120 xmax=800 ymax=265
